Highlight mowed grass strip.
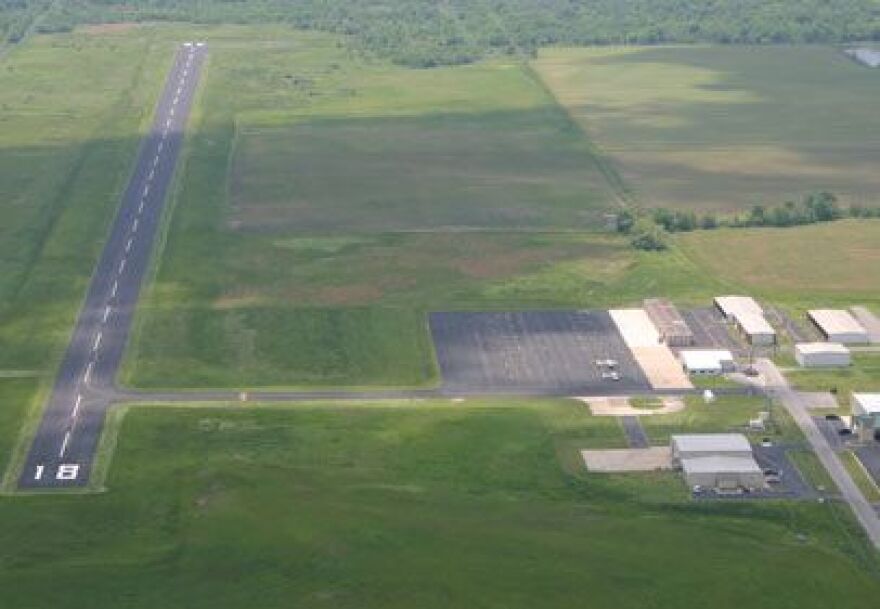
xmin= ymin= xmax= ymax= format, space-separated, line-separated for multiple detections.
xmin=533 ymin=45 xmax=880 ymax=211
xmin=2 ymin=399 xmax=879 ymax=608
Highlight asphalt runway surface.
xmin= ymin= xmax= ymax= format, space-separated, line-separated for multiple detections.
xmin=18 ymin=43 xmax=208 ymax=489
xmin=429 ymin=311 xmax=651 ymax=394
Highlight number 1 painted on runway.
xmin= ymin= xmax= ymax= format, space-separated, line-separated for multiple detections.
xmin=34 ymin=464 xmax=44 ymax=480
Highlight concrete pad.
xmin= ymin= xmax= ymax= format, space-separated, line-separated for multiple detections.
xmin=851 ymin=306 xmax=880 ymax=344
xmin=579 ymin=396 xmax=685 ymax=416
xmin=582 ymin=446 xmax=672 ymax=472
xmin=610 ymin=309 xmax=693 ymax=390
xmin=797 ymin=392 xmax=840 ymax=410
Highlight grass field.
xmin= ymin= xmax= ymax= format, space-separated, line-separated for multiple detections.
xmin=0 ymin=27 xmax=172 ymax=373
xmin=533 ymin=46 xmax=880 ymax=211
xmin=2 ymin=399 xmax=879 ymax=608
xmin=678 ymin=220 xmax=880 ymax=308
xmin=784 ymin=353 xmax=880 ymax=397
xmin=123 ymin=27 xmax=728 ymax=389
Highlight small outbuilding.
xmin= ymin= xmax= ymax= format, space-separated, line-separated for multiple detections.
xmin=807 ymin=309 xmax=869 ymax=344
xmin=794 ymin=342 xmax=851 ymax=368
xmin=680 ymin=350 xmax=736 ymax=375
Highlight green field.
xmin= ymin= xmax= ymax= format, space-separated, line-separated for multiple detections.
xmin=2 ymin=398 xmax=879 ymax=608
xmin=533 ymin=45 xmax=880 ymax=212
xmin=678 ymin=220 xmax=880 ymax=309
xmin=0 ymin=26 xmax=172 ymax=372
xmin=123 ymin=27 xmax=728 ymax=389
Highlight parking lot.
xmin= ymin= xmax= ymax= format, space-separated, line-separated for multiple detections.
xmin=429 ymin=310 xmax=651 ymax=394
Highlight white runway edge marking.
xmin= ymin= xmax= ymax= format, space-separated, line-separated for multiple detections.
xmin=111 ymin=280 xmax=118 ymax=298
xmin=72 ymin=394 xmax=82 ymax=418
xmin=125 ymin=238 xmax=133 ymax=253
xmin=58 ymin=431 xmax=71 ymax=458
xmin=103 ymin=305 xmax=111 ymax=323
xmin=93 ymin=332 xmax=103 ymax=352
xmin=83 ymin=361 xmax=93 ymax=385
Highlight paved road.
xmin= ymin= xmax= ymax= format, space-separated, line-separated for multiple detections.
xmin=18 ymin=43 xmax=207 ymax=489
xmin=755 ymin=358 xmax=880 ymax=548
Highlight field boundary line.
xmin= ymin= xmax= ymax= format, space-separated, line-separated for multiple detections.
xmin=522 ymin=61 xmax=635 ymax=209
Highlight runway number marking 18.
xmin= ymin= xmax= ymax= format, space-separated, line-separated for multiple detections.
xmin=56 ymin=464 xmax=80 ymax=480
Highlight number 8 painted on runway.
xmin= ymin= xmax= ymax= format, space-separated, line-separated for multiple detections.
xmin=56 ymin=464 xmax=79 ymax=480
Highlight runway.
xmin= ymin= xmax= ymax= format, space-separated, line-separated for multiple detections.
xmin=18 ymin=42 xmax=208 ymax=489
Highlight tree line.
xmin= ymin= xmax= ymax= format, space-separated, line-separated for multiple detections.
xmin=617 ymin=192 xmax=880 ymax=250
xmin=4 ymin=0 xmax=880 ymax=66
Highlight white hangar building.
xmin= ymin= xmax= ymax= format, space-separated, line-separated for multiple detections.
xmin=794 ymin=342 xmax=851 ymax=368
xmin=713 ymin=296 xmax=776 ymax=346
xmin=807 ymin=309 xmax=869 ymax=344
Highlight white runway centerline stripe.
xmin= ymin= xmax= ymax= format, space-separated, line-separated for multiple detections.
xmin=111 ymin=280 xmax=118 ymax=298
xmin=153 ymin=155 xmax=160 ymax=167
xmin=125 ymin=238 xmax=133 ymax=253
xmin=138 ymin=200 xmax=145 ymax=214
xmin=132 ymin=218 xmax=139 ymax=233
xmin=158 ymin=140 xmax=165 ymax=153
xmin=118 ymin=259 xmax=126 ymax=274
xmin=148 ymin=168 xmax=155 ymax=181
xmin=72 ymin=394 xmax=82 ymax=418
xmin=93 ymin=332 xmax=103 ymax=352
xmin=59 ymin=431 xmax=71 ymax=458
xmin=83 ymin=361 xmax=93 ymax=385
xmin=143 ymin=184 xmax=150 ymax=197
xmin=103 ymin=305 xmax=111 ymax=323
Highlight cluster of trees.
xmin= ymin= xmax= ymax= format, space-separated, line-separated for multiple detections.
xmin=5 ymin=0 xmax=880 ymax=66
xmin=617 ymin=191 xmax=880 ymax=250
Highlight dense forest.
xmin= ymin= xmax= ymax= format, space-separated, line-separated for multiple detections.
xmin=5 ymin=0 xmax=880 ymax=66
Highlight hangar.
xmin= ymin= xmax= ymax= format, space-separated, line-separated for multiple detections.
xmin=671 ymin=434 xmax=763 ymax=491
xmin=679 ymin=350 xmax=735 ymax=375
xmin=713 ymin=296 xmax=776 ymax=346
xmin=807 ymin=309 xmax=869 ymax=344
xmin=852 ymin=393 xmax=880 ymax=441
xmin=644 ymin=298 xmax=695 ymax=346
xmin=794 ymin=342 xmax=851 ymax=368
